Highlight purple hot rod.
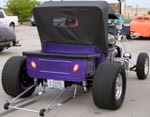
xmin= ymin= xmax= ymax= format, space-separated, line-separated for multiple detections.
xmin=1 ymin=1 xmax=149 ymax=116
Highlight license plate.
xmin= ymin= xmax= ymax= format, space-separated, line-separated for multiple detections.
xmin=47 ymin=80 xmax=65 ymax=90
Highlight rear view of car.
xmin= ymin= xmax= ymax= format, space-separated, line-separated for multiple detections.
xmin=130 ymin=15 xmax=150 ymax=38
xmin=1 ymin=1 xmax=149 ymax=117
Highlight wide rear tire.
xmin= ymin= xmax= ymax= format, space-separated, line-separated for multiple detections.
xmin=2 ymin=56 xmax=35 ymax=97
xmin=92 ymin=61 xmax=126 ymax=110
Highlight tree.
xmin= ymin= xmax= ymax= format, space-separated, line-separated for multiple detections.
xmin=7 ymin=0 xmax=40 ymax=23
xmin=148 ymin=11 xmax=150 ymax=15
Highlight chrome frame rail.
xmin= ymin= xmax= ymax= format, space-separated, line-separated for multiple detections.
xmin=4 ymin=84 xmax=78 ymax=117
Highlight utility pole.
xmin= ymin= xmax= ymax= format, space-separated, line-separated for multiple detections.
xmin=119 ymin=1 xmax=121 ymax=14
xmin=118 ymin=0 xmax=126 ymax=15
xmin=117 ymin=0 xmax=122 ymax=14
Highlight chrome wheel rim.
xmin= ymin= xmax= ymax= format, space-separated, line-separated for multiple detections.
xmin=144 ymin=58 xmax=149 ymax=76
xmin=115 ymin=74 xmax=123 ymax=100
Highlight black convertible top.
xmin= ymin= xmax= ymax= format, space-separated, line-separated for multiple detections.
xmin=33 ymin=1 xmax=117 ymax=55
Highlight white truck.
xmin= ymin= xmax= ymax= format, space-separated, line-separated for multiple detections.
xmin=0 ymin=9 xmax=18 ymax=30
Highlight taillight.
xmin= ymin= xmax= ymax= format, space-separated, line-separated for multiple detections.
xmin=30 ymin=61 xmax=37 ymax=69
xmin=73 ymin=64 xmax=79 ymax=72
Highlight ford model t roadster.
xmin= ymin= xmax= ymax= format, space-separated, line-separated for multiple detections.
xmin=1 ymin=1 xmax=149 ymax=116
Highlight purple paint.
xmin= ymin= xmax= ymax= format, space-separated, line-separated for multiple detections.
xmin=42 ymin=44 xmax=101 ymax=54
xmin=27 ymin=56 xmax=86 ymax=82
xmin=26 ymin=44 xmax=107 ymax=82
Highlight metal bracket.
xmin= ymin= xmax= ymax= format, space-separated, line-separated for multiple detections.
xmin=130 ymin=65 xmax=136 ymax=71
xmin=4 ymin=82 xmax=38 ymax=113
xmin=3 ymin=84 xmax=78 ymax=117
xmin=39 ymin=87 xmax=71 ymax=116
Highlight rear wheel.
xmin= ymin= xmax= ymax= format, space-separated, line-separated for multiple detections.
xmin=9 ymin=23 xmax=15 ymax=30
xmin=136 ymin=53 xmax=149 ymax=80
xmin=2 ymin=56 xmax=35 ymax=97
xmin=92 ymin=61 xmax=126 ymax=110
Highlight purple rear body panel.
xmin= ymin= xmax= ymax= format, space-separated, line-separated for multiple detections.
xmin=42 ymin=44 xmax=102 ymax=54
xmin=25 ymin=44 xmax=106 ymax=82
xmin=27 ymin=57 xmax=87 ymax=82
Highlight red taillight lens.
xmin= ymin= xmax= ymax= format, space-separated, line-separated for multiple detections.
xmin=30 ymin=61 xmax=37 ymax=69
xmin=73 ymin=64 xmax=79 ymax=72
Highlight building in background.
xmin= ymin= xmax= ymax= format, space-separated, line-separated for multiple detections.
xmin=109 ymin=2 xmax=150 ymax=23
xmin=124 ymin=5 xmax=150 ymax=20
xmin=109 ymin=3 xmax=120 ymax=13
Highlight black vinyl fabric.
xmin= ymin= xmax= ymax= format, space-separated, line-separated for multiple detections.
xmin=33 ymin=1 xmax=117 ymax=55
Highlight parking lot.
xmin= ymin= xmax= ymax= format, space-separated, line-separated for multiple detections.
xmin=0 ymin=26 xmax=150 ymax=117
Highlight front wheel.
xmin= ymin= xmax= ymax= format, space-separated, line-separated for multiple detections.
xmin=92 ymin=61 xmax=126 ymax=110
xmin=2 ymin=56 xmax=35 ymax=97
xmin=136 ymin=53 xmax=149 ymax=80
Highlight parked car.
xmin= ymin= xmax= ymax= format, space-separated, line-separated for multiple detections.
xmin=0 ymin=9 xmax=18 ymax=30
xmin=130 ymin=15 xmax=150 ymax=38
xmin=0 ymin=24 xmax=19 ymax=52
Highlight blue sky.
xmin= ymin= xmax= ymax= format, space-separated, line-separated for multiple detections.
xmin=0 ymin=0 xmax=150 ymax=8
